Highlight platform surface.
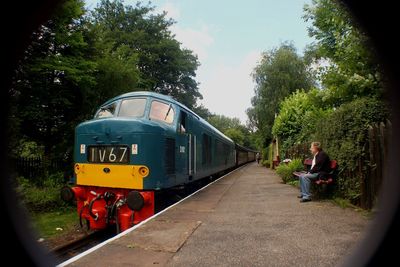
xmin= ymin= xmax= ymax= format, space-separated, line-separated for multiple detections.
xmin=67 ymin=163 xmax=368 ymax=267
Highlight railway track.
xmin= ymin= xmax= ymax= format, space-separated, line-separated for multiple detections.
xmin=51 ymin=228 xmax=115 ymax=264
xmin=53 ymin=167 xmax=236 ymax=264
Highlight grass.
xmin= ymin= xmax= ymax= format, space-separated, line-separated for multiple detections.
xmin=331 ymin=197 xmax=353 ymax=209
xmin=287 ymin=180 xmax=300 ymax=187
xmin=331 ymin=197 xmax=373 ymax=219
xmin=31 ymin=208 xmax=78 ymax=239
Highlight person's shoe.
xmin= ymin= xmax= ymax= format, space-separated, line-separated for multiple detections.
xmin=300 ymin=198 xmax=311 ymax=203
xmin=297 ymin=195 xmax=303 ymax=198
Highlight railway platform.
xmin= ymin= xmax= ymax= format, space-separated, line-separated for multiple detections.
xmin=61 ymin=163 xmax=368 ymax=267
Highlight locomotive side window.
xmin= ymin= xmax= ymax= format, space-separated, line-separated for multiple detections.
xmin=202 ymin=133 xmax=212 ymax=165
xmin=119 ymin=98 xmax=147 ymax=117
xmin=179 ymin=111 xmax=187 ymax=133
xmin=96 ymin=102 xmax=117 ymax=118
xmin=149 ymin=101 xmax=175 ymax=124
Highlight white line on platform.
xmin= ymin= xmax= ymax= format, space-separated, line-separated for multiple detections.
xmin=57 ymin=163 xmax=249 ymax=267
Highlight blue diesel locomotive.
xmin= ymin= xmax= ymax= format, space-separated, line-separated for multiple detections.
xmin=62 ymin=92 xmax=256 ymax=231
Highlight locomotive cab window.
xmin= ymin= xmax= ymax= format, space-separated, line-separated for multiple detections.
xmin=95 ymin=102 xmax=117 ymax=118
xmin=118 ymin=98 xmax=147 ymax=117
xmin=149 ymin=100 xmax=175 ymax=124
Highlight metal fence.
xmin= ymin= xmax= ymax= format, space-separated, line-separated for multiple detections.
xmin=12 ymin=156 xmax=69 ymax=183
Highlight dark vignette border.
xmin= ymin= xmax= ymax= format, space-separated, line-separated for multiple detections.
xmin=1 ymin=1 xmax=399 ymax=266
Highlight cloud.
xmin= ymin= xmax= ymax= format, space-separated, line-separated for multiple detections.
xmin=155 ymin=2 xmax=214 ymax=62
xmin=154 ymin=1 xmax=256 ymax=124
xmin=170 ymin=24 xmax=214 ymax=61
xmin=199 ymin=51 xmax=261 ymax=124
xmin=156 ymin=2 xmax=181 ymax=20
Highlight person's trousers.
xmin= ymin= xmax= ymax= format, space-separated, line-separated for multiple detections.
xmin=299 ymin=172 xmax=319 ymax=199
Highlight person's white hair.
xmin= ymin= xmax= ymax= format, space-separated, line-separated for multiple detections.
xmin=311 ymin=142 xmax=322 ymax=151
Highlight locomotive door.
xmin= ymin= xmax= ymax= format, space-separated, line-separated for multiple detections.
xmin=177 ymin=111 xmax=195 ymax=181
xmin=188 ymin=134 xmax=196 ymax=178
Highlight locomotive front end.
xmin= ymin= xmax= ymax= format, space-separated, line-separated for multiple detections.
xmin=62 ymin=93 xmax=177 ymax=232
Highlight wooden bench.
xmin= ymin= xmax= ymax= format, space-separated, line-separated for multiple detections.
xmin=303 ymin=158 xmax=338 ymax=185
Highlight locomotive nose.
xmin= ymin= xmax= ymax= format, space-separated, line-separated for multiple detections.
xmin=76 ymin=117 xmax=167 ymax=136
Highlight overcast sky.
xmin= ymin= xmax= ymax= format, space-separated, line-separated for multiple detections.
xmin=85 ymin=0 xmax=314 ymax=124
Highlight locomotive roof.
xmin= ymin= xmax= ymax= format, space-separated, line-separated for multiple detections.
xmin=100 ymin=91 xmax=234 ymax=144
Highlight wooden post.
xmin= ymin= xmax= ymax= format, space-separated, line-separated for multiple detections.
xmin=366 ymin=125 xmax=377 ymax=210
xmin=374 ymin=122 xmax=385 ymax=206
xmin=276 ymin=137 xmax=279 ymax=163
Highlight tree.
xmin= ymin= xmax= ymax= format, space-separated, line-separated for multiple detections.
xmin=225 ymin=128 xmax=245 ymax=145
xmin=207 ymin=114 xmax=255 ymax=148
xmin=208 ymin=114 xmax=242 ymax=133
xmin=272 ymin=89 xmax=331 ymax=151
xmin=90 ymin=0 xmax=201 ymax=108
xmin=303 ymin=0 xmax=383 ymax=105
xmin=247 ymin=42 xmax=314 ymax=145
xmin=10 ymin=0 xmax=95 ymax=162
xmin=10 ymin=0 xmax=204 ymax=170
xmin=192 ymin=104 xmax=212 ymax=120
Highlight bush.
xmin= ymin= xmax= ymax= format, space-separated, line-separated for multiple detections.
xmin=262 ymin=160 xmax=270 ymax=168
xmin=272 ymin=89 xmax=332 ymax=153
xmin=276 ymin=158 xmax=304 ymax=183
xmin=268 ymin=143 xmax=273 ymax=169
xmin=314 ymin=97 xmax=388 ymax=201
xmin=16 ymin=172 xmax=70 ymax=213
xmin=287 ymin=180 xmax=300 ymax=187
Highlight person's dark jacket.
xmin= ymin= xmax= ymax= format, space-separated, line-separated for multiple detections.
xmin=310 ymin=150 xmax=331 ymax=177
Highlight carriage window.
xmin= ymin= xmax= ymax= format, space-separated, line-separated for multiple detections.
xmin=149 ymin=101 xmax=175 ymax=124
xmin=96 ymin=102 xmax=117 ymax=118
xmin=119 ymin=98 xmax=146 ymax=117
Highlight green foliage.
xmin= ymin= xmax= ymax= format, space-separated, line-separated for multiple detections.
xmin=16 ymin=173 xmax=69 ymax=212
xmin=268 ymin=143 xmax=273 ymax=169
xmin=225 ymin=128 xmax=245 ymax=145
xmin=208 ymin=115 xmax=242 ymax=133
xmin=192 ymin=104 xmax=212 ymax=120
xmin=272 ymin=89 xmax=332 ymax=152
xmin=331 ymin=198 xmax=353 ymax=209
xmin=10 ymin=0 xmax=95 ymax=162
xmin=316 ymin=97 xmax=387 ymax=202
xmin=287 ymin=180 xmax=300 ymax=187
xmin=315 ymin=97 xmax=388 ymax=172
xmin=93 ymin=44 xmax=141 ymax=101
xmin=261 ymin=147 xmax=268 ymax=161
xmin=207 ymin=114 xmax=256 ymax=148
xmin=303 ymin=0 xmax=382 ymax=105
xmin=10 ymin=0 xmax=202 ymax=172
xmin=247 ymin=42 xmax=314 ymax=143
xmin=269 ymin=0 xmax=388 ymax=206
xmin=276 ymin=158 xmax=304 ymax=183
xmin=272 ymin=89 xmax=331 ymax=150
xmin=14 ymin=139 xmax=44 ymax=158
xmin=90 ymin=0 xmax=201 ymax=108
xmin=262 ymin=160 xmax=270 ymax=168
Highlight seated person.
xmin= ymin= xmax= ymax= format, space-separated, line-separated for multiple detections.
xmin=298 ymin=142 xmax=331 ymax=203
